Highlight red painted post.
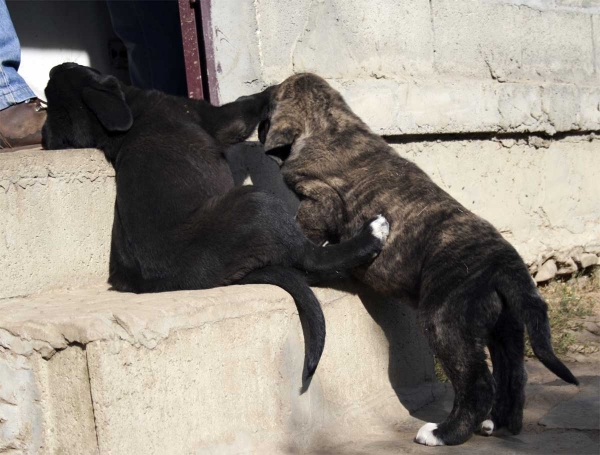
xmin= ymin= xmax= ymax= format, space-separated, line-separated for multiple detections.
xmin=178 ymin=0 xmax=204 ymax=100
xmin=198 ymin=0 xmax=220 ymax=104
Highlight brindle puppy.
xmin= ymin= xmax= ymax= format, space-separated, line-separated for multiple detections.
xmin=257 ymin=73 xmax=578 ymax=446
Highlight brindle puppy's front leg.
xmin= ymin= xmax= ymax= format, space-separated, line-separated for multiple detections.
xmin=296 ymin=199 xmax=330 ymax=246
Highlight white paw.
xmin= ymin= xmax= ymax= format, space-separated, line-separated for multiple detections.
xmin=415 ymin=422 xmax=444 ymax=446
xmin=369 ymin=215 xmax=390 ymax=242
xmin=480 ymin=419 xmax=494 ymax=436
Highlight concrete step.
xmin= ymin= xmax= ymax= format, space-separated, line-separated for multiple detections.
xmin=312 ymin=360 xmax=599 ymax=454
xmin=0 ymin=284 xmax=435 ymax=454
xmin=2 ymin=139 xmax=599 ymax=300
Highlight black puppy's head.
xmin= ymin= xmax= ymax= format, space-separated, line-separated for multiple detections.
xmin=42 ymin=62 xmax=133 ymax=151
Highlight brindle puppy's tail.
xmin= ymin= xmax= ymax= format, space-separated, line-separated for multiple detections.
xmin=238 ymin=265 xmax=325 ymax=385
xmin=497 ymin=270 xmax=579 ymax=385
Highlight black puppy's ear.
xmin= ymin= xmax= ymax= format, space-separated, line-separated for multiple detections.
xmin=82 ymin=75 xmax=133 ymax=132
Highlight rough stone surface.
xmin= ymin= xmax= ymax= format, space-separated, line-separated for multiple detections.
xmin=209 ymin=0 xmax=600 ymax=135
xmin=578 ymin=253 xmax=600 ymax=269
xmin=0 ymin=284 xmax=434 ymax=454
xmin=539 ymin=381 xmax=600 ymax=430
xmin=535 ymin=260 xmax=558 ymax=283
xmin=35 ymin=347 xmax=98 ymax=455
xmin=309 ymin=360 xmax=599 ymax=454
xmin=584 ymin=322 xmax=600 ymax=336
xmin=0 ymin=148 xmax=115 ymax=299
xmin=2 ymin=138 xmax=598 ymax=299
xmin=390 ymin=136 xmax=600 ymax=267
xmin=557 ymin=258 xmax=578 ymax=276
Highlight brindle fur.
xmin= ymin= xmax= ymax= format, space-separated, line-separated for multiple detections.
xmin=258 ymin=73 xmax=578 ymax=446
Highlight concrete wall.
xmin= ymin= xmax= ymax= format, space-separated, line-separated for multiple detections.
xmin=2 ymin=140 xmax=598 ymax=300
xmin=0 ymin=284 xmax=435 ymax=454
xmin=209 ymin=0 xmax=600 ymax=135
xmin=0 ymin=149 xmax=115 ymax=299
xmin=206 ymin=0 xmax=600 ymax=273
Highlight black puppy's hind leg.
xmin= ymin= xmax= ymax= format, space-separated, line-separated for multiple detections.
xmin=301 ymin=215 xmax=389 ymax=284
xmin=238 ymin=265 xmax=325 ymax=387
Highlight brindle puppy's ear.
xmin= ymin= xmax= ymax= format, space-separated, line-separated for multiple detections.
xmin=262 ymin=120 xmax=298 ymax=152
xmin=82 ymin=75 xmax=133 ymax=132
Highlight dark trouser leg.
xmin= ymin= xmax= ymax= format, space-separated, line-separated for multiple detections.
xmin=106 ymin=0 xmax=187 ymax=96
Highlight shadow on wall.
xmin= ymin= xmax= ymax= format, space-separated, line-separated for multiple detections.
xmin=7 ymin=0 xmax=129 ymax=95
xmin=228 ymin=141 xmax=437 ymax=413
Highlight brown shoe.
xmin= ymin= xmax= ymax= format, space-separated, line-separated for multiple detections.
xmin=0 ymin=98 xmax=47 ymax=150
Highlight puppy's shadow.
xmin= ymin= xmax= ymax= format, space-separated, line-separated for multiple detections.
xmin=225 ymin=141 xmax=299 ymax=216
xmin=327 ymin=281 xmax=438 ymax=414
xmin=228 ymin=142 xmax=438 ymax=410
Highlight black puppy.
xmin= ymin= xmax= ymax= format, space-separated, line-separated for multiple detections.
xmin=42 ymin=63 xmax=389 ymax=382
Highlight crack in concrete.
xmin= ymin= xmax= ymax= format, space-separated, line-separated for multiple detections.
xmin=428 ymin=0 xmax=436 ymax=70
xmin=592 ymin=16 xmax=598 ymax=76
xmin=290 ymin=0 xmax=313 ymax=73
xmin=383 ymin=130 xmax=597 ymax=146
xmin=84 ymin=346 xmax=101 ymax=455
xmin=0 ymin=173 xmax=114 ymax=193
xmin=252 ymin=0 xmax=265 ymax=80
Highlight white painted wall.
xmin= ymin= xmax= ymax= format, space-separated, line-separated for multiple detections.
xmin=6 ymin=0 xmax=126 ymax=100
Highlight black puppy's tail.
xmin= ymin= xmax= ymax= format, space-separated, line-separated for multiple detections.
xmin=497 ymin=270 xmax=579 ymax=385
xmin=238 ymin=265 xmax=325 ymax=383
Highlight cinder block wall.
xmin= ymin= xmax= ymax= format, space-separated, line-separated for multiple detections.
xmin=211 ymin=0 xmax=600 ymax=135
xmin=207 ymin=0 xmax=600 ymax=273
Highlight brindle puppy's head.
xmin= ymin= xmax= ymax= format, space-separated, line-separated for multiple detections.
xmin=259 ymin=73 xmax=359 ymax=165
xmin=42 ymin=62 xmax=133 ymax=151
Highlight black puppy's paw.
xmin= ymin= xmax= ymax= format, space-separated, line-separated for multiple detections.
xmin=368 ymin=214 xmax=390 ymax=244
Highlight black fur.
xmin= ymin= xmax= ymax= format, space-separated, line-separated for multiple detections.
xmin=42 ymin=63 xmax=388 ymax=383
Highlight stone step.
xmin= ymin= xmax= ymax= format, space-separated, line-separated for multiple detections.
xmin=2 ymin=139 xmax=599 ymax=300
xmin=0 ymin=284 xmax=435 ymax=454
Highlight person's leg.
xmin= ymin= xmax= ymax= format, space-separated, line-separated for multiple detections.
xmin=0 ymin=0 xmax=35 ymax=110
xmin=0 ymin=0 xmax=46 ymax=149
xmin=106 ymin=0 xmax=187 ymax=97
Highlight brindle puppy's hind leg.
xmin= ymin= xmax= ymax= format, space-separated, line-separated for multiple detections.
xmin=416 ymin=304 xmax=496 ymax=446
xmin=487 ymin=310 xmax=526 ymax=435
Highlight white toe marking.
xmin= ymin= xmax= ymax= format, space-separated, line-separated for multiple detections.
xmin=480 ymin=419 xmax=494 ymax=436
xmin=369 ymin=215 xmax=390 ymax=242
xmin=415 ymin=422 xmax=444 ymax=446
xmin=242 ymin=175 xmax=254 ymax=186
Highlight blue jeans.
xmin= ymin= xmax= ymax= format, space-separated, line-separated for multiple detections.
xmin=0 ymin=0 xmax=35 ymax=111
